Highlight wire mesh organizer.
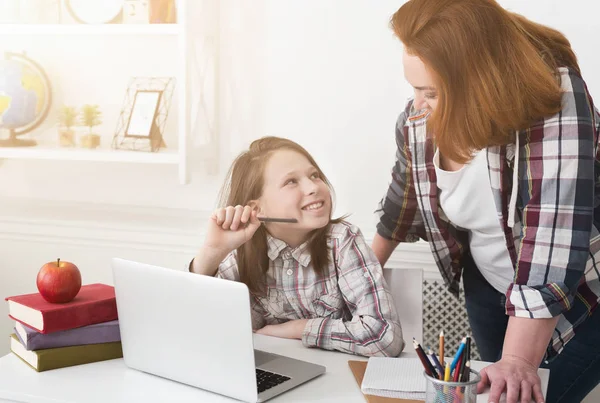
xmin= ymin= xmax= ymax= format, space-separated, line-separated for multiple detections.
xmin=424 ymin=369 xmax=481 ymax=403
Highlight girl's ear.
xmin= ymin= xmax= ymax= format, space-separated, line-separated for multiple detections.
xmin=248 ymin=199 xmax=262 ymax=214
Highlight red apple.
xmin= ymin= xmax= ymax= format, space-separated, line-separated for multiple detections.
xmin=36 ymin=258 xmax=82 ymax=303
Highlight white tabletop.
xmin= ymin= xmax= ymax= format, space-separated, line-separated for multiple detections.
xmin=0 ymin=334 xmax=548 ymax=403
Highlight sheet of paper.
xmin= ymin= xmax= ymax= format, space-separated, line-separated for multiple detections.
xmin=361 ymin=355 xmax=426 ymax=400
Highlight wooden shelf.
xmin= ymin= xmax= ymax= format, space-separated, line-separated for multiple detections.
xmin=0 ymin=147 xmax=179 ymax=164
xmin=0 ymin=24 xmax=180 ymax=36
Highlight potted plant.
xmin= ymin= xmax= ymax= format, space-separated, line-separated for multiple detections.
xmin=58 ymin=106 xmax=78 ymax=147
xmin=79 ymin=104 xmax=102 ymax=149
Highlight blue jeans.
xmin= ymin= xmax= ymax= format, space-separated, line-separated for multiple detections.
xmin=462 ymin=257 xmax=600 ymax=403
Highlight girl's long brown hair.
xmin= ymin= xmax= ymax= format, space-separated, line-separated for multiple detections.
xmin=391 ymin=0 xmax=580 ymax=163
xmin=218 ymin=136 xmax=343 ymax=296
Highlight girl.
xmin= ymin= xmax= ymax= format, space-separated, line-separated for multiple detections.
xmin=190 ymin=136 xmax=404 ymax=357
xmin=375 ymin=0 xmax=600 ymax=402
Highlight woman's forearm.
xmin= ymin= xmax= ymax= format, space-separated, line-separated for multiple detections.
xmin=371 ymin=233 xmax=400 ymax=267
xmin=502 ymin=316 xmax=560 ymax=367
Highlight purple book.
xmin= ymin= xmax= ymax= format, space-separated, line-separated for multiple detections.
xmin=13 ymin=319 xmax=120 ymax=351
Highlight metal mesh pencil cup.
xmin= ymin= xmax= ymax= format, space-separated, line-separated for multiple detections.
xmin=423 ymin=369 xmax=481 ymax=403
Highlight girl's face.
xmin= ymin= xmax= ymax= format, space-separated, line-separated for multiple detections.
xmin=403 ymin=48 xmax=439 ymax=112
xmin=257 ymin=149 xmax=332 ymax=246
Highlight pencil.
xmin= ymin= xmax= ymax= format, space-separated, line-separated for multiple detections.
xmin=450 ymin=337 xmax=466 ymax=372
xmin=427 ymin=348 xmax=444 ymax=379
xmin=443 ymin=362 xmax=451 ymax=394
xmin=453 ymin=355 xmax=463 ymax=382
xmin=463 ymin=361 xmax=471 ymax=381
xmin=458 ymin=336 xmax=470 ymax=382
xmin=439 ymin=330 xmax=445 ymax=366
xmin=459 ymin=360 xmax=471 ymax=397
xmin=257 ymin=217 xmax=298 ymax=223
xmin=413 ymin=339 xmax=438 ymax=378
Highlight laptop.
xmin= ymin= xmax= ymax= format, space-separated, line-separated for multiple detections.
xmin=111 ymin=257 xmax=326 ymax=403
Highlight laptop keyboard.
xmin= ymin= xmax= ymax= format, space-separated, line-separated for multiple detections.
xmin=256 ymin=368 xmax=291 ymax=393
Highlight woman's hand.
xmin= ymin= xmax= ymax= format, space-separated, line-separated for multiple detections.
xmin=204 ymin=205 xmax=261 ymax=255
xmin=478 ymin=355 xmax=545 ymax=403
xmin=255 ymin=319 xmax=309 ymax=340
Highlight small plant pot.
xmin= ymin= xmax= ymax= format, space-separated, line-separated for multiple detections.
xmin=80 ymin=133 xmax=100 ymax=149
xmin=58 ymin=128 xmax=76 ymax=147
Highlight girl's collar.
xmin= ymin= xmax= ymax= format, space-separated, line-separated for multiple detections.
xmin=266 ymin=234 xmax=312 ymax=267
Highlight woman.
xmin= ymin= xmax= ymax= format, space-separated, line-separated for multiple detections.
xmin=373 ymin=1 xmax=600 ymax=402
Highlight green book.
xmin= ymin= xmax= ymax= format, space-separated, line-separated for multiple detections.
xmin=10 ymin=333 xmax=123 ymax=372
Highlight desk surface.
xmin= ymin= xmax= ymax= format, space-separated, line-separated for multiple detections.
xmin=0 ymin=334 xmax=549 ymax=403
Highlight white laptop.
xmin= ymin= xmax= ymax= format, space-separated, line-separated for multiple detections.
xmin=111 ymin=258 xmax=326 ymax=403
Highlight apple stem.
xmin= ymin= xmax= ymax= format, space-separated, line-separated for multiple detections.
xmin=57 ymin=258 xmax=60 ymax=266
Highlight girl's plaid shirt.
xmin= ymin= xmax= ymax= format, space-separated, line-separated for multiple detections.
xmin=216 ymin=222 xmax=405 ymax=357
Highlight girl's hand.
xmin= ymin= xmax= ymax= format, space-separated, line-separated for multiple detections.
xmin=204 ymin=205 xmax=261 ymax=255
xmin=478 ymin=355 xmax=545 ymax=403
xmin=255 ymin=319 xmax=309 ymax=340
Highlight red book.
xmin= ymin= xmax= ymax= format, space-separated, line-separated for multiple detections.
xmin=5 ymin=283 xmax=118 ymax=334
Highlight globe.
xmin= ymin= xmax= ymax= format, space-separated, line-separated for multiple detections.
xmin=0 ymin=52 xmax=52 ymax=147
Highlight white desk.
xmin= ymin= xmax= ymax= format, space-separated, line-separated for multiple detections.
xmin=0 ymin=334 xmax=549 ymax=403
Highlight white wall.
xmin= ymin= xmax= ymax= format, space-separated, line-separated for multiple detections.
xmin=1 ymin=2 xmax=600 ymax=400
xmin=261 ymin=1 xmax=409 ymax=230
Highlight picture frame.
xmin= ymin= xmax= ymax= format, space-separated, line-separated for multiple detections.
xmin=112 ymin=76 xmax=175 ymax=153
xmin=125 ymin=90 xmax=162 ymax=138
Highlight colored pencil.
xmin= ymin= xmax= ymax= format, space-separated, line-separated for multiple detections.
xmin=458 ymin=336 xmax=470 ymax=382
xmin=453 ymin=355 xmax=463 ymax=382
xmin=463 ymin=361 xmax=471 ymax=382
xmin=428 ymin=348 xmax=444 ymax=379
xmin=439 ymin=330 xmax=445 ymax=366
xmin=413 ymin=339 xmax=438 ymax=378
xmin=450 ymin=337 xmax=466 ymax=372
xmin=443 ymin=362 xmax=451 ymax=394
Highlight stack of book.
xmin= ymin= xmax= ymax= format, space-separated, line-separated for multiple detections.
xmin=4 ymin=283 xmax=123 ymax=372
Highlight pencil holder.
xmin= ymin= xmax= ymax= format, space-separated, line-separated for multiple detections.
xmin=423 ymin=369 xmax=481 ymax=403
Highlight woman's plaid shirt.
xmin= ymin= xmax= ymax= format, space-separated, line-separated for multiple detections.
xmin=376 ymin=67 xmax=600 ymax=361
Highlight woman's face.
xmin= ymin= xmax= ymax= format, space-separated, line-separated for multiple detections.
xmin=403 ymin=48 xmax=439 ymax=111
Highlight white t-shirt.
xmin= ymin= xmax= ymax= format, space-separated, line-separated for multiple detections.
xmin=434 ymin=148 xmax=514 ymax=293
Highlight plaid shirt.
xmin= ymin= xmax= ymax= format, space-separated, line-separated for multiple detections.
xmin=215 ymin=222 xmax=404 ymax=357
xmin=377 ymin=67 xmax=600 ymax=361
